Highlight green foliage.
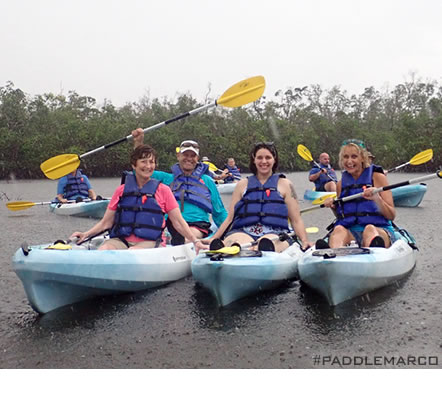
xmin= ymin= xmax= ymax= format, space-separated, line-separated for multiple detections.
xmin=1 ymin=75 xmax=441 ymax=180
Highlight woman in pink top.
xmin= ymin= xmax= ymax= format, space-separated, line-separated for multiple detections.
xmin=70 ymin=145 xmax=207 ymax=253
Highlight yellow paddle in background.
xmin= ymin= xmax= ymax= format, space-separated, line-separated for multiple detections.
xmin=6 ymin=198 xmax=108 ymax=211
xmin=387 ymin=149 xmax=433 ymax=173
xmin=41 ymin=76 xmax=266 ymax=180
xmin=312 ymin=193 xmax=337 ymax=205
xmin=297 ymin=144 xmax=337 ymax=182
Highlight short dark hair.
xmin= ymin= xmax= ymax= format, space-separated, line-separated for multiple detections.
xmin=131 ymin=144 xmax=157 ymax=167
xmin=249 ymin=142 xmax=279 ymax=174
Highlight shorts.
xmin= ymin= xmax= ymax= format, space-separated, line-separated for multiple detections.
xmin=166 ymin=219 xmax=211 ymax=246
xmin=225 ymin=227 xmax=294 ymax=245
xmin=103 ymin=237 xmax=158 ymax=249
xmin=348 ymin=224 xmax=397 ymax=246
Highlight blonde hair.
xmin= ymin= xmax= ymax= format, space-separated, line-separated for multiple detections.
xmin=338 ymin=143 xmax=370 ymax=170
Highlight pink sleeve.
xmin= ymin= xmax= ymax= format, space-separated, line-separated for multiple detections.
xmin=108 ymin=184 xmax=125 ymax=211
xmin=154 ymin=183 xmax=179 ymax=213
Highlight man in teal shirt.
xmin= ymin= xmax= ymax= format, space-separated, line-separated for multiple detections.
xmin=132 ymin=128 xmax=227 ymax=245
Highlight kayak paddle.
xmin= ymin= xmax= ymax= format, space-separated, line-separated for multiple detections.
xmin=40 ymin=76 xmax=265 ymax=180
xmin=6 ymin=198 xmax=109 ymax=211
xmin=312 ymin=193 xmax=337 ymax=205
xmin=297 ymin=144 xmax=337 ymax=182
xmin=387 ymin=149 xmax=433 ymax=173
xmin=300 ymin=170 xmax=442 ymax=214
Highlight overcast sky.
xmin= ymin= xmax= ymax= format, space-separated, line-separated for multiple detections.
xmin=2 ymin=0 xmax=442 ymax=106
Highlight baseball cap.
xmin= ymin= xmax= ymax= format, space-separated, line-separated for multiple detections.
xmin=202 ymin=156 xmax=210 ymax=162
xmin=179 ymin=140 xmax=199 ymax=156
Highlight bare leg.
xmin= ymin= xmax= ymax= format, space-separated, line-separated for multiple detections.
xmin=260 ymin=233 xmax=289 ymax=252
xmin=223 ymin=232 xmax=255 ymax=248
xmin=362 ymin=225 xmax=391 ymax=248
xmin=329 ymin=225 xmax=355 ymax=248
xmin=324 ymin=181 xmax=337 ymax=192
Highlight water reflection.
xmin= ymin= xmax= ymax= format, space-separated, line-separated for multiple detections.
xmin=27 ymin=288 xmax=163 ymax=334
xmin=189 ymin=280 xmax=296 ymax=332
xmin=298 ymin=272 xmax=414 ymax=337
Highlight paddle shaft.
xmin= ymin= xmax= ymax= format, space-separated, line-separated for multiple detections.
xmin=6 ymin=198 xmax=109 ymax=211
xmin=300 ymin=170 xmax=442 ymax=213
xmin=80 ymin=103 xmax=216 ymax=159
xmin=387 ymin=161 xmax=410 ymax=173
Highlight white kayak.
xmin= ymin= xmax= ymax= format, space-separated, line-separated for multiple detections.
xmin=12 ymin=238 xmax=197 ymax=314
xmin=298 ymin=236 xmax=417 ymax=306
xmin=191 ymin=242 xmax=303 ymax=307
xmin=49 ymin=199 xmax=110 ymax=218
xmin=215 ymin=181 xmax=237 ymax=194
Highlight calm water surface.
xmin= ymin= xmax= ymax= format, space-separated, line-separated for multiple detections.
xmin=1 ymin=172 xmax=441 ymax=368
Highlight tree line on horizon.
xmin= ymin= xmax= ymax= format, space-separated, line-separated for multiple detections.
xmin=1 ymin=74 xmax=441 ymax=180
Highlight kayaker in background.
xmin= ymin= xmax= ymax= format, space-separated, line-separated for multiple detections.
xmin=201 ymin=156 xmax=224 ymax=181
xmin=222 ymin=157 xmax=242 ymax=182
xmin=132 ymin=128 xmax=228 ymax=245
xmin=308 ymin=152 xmax=337 ymax=192
xmin=317 ymin=139 xmax=396 ymax=249
xmin=70 ymin=145 xmax=207 ymax=253
xmin=56 ymin=168 xmax=97 ymax=203
xmin=367 ymin=151 xmax=388 ymax=175
xmin=208 ymin=142 xmax=312 ymax=252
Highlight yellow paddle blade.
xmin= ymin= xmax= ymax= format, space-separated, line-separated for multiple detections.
xmin=40 ymin=154 xmax=80 ymax=180
xmin=297 ymin=144 xmax=313 ymax=162
xmin=306 ymin=227 xmax=319 ymax=234
xmin=217 ymin=76 xmax=265 ymax=108
xmin=6 ymin=201 xmax=37 ymax=211
xmin=203 ymin=161 xmax=219 ymax=172
xmin=45 ymin=243 xmax=72 ymax=250
xmin=312 ymin=193 xmax=337 ymax=205
xmin=205 ymin=246 xmax=241 ymax=255
xmin=409 ymin=149 xmax=433 ymax=165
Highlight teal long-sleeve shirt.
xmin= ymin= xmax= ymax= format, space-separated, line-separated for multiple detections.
xmin=152 ymin=170 xmax=228 ymax=227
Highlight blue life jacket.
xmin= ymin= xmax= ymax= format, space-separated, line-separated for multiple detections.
xmin=335 ymin=165 xmax=390 ymax=228
xmin=170 ymin=163 xmax=213 ymax=213
xmin=310 ymin=163 xmax=337 ymax=191
xmin=197 ymin=162 xmax=210 ymax=176
xmin=109 ymin=173 xmax=164 ymax=241
xmin=231 ymin=174 xmax=289 ymax=230
xmin=64 ymin=170 xmax=90 ymax=198
xmin=224 ymin=164 xmax=241 ymax=183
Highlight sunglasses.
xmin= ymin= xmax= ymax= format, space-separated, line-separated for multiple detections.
xmin=342 ymin=139 xmax=366 ymax=149
xmin=255 ymin=141 xmax=275 ymax=148
xmin=180 ymin=140 xmax=199 ymax=149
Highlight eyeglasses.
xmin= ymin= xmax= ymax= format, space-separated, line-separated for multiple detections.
xmin=180 ymin=140 xmax=199 ymax=149
xmin=342 ymin=139 xmax=366 ymax=149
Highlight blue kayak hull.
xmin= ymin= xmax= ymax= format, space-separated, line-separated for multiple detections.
xmin=49 ymin=200 xmax=110 ymax=218
xmin=298 ymin=239 xmax=417 ymax=306
xmin=12 ymin=242 xmax=196 ymax=313
xmin=216 ymin=182 xmax=237 ymax=194
xmin=390 ymin=183 xmax=427 ymax=207
xmin=192 ymin=244 xmax=302 ymax=306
